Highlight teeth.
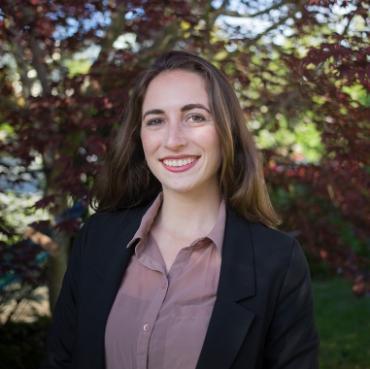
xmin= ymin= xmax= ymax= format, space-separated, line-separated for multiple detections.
xmin=163 ymin=158 xmax=196 ymax=167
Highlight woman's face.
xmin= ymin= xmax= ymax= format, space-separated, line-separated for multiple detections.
xmin=140 ymin=69 xmax=222 ymax=196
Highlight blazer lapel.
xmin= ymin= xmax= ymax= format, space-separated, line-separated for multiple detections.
xmin=99 ymin=205 xmax=152 ymax=321
xmin=84 ymin=204 xmax=150 ymax=368
xmin=196 ymin=207 xmax=256 ymax=369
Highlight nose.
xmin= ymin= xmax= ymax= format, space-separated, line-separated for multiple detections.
xmin=164 ymin=119 xmax=187 ymax=150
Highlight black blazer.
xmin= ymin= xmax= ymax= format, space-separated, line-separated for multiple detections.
xmin=41 ymin=203 xmax=319 ymax=369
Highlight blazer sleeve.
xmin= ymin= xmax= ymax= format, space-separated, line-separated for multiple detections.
xmin=40 ymin=221 xmax=88 ymax=369
xmin=263 ymin=239 xmax=320 ymax=369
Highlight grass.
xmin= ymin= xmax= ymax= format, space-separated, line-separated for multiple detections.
xmin=313 ymin=276 xmax=370 ymax=369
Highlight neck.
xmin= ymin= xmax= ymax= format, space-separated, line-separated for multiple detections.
xmin=156 ymin=185 xmax=222 ymax=239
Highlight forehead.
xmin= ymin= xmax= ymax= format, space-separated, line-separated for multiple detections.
xmin=142 ymin=70 xmax=209 ymax=111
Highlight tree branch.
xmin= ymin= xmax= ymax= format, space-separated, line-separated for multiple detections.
xmin=341 ymin=11 xmax=356 ymax=36
xmin=10 ymin=40 xmax=32 ymax=98
xmin=28 ymin=34 xmax=51 ymax=95
xmin=247 ymin=13 xmax=292 ymax=44
xmin=97 ymin=2 xmax=127 ymax=56
xmin=215 ymin=0 xmax=289 ymax=19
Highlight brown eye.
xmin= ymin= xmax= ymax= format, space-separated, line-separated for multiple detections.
xmin=188 ymin=114 xmax=206 ymax=123
xmin=146 ymin=118 xmax=163 ymax=126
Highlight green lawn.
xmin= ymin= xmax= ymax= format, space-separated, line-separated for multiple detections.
xmin=313 ymin=277 xmax=370 ymax=369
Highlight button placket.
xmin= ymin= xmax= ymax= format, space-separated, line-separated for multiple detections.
xmin=136 ymin=273 xmax=169 ymax=369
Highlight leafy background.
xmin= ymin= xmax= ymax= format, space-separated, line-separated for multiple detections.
xmin=0 ymin=0 xmax=369 ymax=368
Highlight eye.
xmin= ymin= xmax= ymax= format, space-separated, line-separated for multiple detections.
xmin=145 ymin=118 xmax=163 ymax=126
xmin=188 ymin=114 xmax=206 ymax=123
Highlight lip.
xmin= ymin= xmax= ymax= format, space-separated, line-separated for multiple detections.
xmin=159 ymin=155 xmax=200 ymax=160
xmin=160 ymin=156 xmax=200 ymax=173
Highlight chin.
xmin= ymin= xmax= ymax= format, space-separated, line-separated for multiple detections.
xmin=162 ymin=180 xmax=213 ymax=195
xmin=163 ymin=185 xmax=197 ymax=194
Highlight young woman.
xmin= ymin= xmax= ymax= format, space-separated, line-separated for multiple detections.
xmin=41 ymin=51 xmax=319 ymax=369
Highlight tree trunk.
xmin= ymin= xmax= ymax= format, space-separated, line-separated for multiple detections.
xmin=47 ymin=228 xmax=70 ymax=314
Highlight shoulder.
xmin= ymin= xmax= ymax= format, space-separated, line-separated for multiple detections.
xmin=248 ymin=221 xmax=310 ymax=282
xmin=83 ymin=204 xmax=149 ymax=232
xmin=227 ymin=207 xmax=307 ymax=276
xmin=75 ymin=204 xmax=150 ymax=249
xmin=249 ymin=221 xmax=297 ymax=254
xmin=227 ymin=206 xmax=297 ymax=257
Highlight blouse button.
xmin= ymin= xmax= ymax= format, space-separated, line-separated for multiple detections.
xmin=143 ymin=323 xmax=150 ymax=332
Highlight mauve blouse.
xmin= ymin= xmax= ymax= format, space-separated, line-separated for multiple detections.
xmin=104 ymin=193 xmax=226 ymax=369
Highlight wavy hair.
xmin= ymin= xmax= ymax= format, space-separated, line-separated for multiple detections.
xmin=91 ymin=50 xmax=281 ymax=228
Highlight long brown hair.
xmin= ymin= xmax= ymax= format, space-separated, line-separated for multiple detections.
xmin=91 ymin=50 xmax=281 ymax=228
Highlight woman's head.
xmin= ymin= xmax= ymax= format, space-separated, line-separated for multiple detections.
xmin=92 ymin=50 xmax=281 ymax=228
xmin=140 ymin=68 xmax=222 ymax=198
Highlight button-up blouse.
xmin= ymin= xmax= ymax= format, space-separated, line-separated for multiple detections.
xmin=105 ymin=193 xmax=226 ymax=369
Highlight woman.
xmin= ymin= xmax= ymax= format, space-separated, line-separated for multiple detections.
xmin=41 ymin=50 xmax=319 ymax=369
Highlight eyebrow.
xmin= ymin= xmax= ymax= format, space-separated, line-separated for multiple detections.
xmin=142 ymin=103 xmax=211 ymax=120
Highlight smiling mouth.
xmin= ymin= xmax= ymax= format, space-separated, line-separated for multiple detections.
xmin=162 ymin=157 xmax=197 ymax=167
xmin=160 ymin=156 xmax=200 ymax=172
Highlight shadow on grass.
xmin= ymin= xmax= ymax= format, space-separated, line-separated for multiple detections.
xmin=0 ymin=316 xmax=50 ymax=369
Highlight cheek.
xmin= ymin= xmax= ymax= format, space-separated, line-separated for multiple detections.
xmin=202 ymin=129 xmax=221 ymax=157
xmin=140 ymin=131 xmax=155 ymax=155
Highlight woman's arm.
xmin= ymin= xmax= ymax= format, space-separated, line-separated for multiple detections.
xmin=40 ymin=222 xmax=88 ymax=369
xmin=263 ymin=239 xmax=320 ymax=369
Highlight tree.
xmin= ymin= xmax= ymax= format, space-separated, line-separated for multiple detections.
xmin=0 ymin=0 xmax=368 ymax=315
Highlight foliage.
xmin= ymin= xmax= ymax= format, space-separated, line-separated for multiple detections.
xmin=0 ymin=0 xmax=368 ymax=306
xmin=0 ymin=236 xmax=47 ymax=324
